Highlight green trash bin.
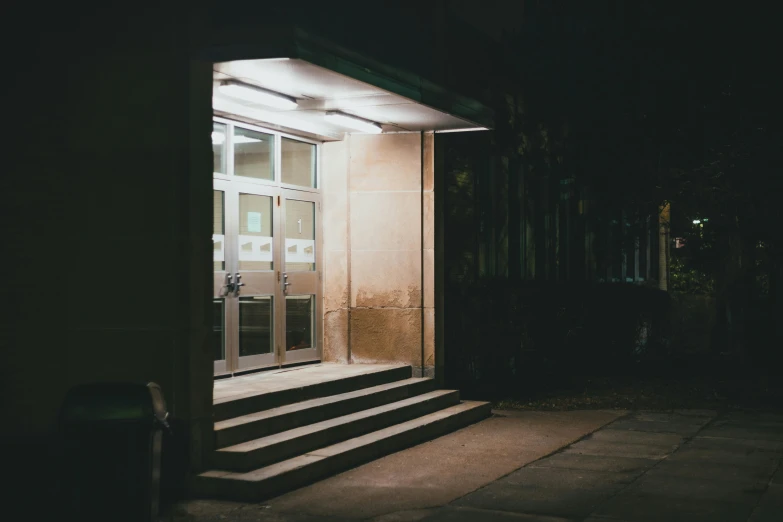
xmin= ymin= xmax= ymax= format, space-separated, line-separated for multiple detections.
xmin=58 ymin=382 xmax=169 ymax=522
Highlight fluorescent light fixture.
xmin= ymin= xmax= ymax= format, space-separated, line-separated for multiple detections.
xmin=435 ymin=127 xmax=490 ymax=133
xmin=211 ymin=132 xmax=260 ymax=145
xmin=324 ymin=111 xmax=382 ymax=134
xmin=692 ymin=219 xmax=701 ymax=224
xmin=218 ymin=80 xmax=298 ymax=110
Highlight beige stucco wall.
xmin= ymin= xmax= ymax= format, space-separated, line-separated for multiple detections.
xmin=322 ymin=132 xmax=435 ymax=374
xmin=322 ymin=139 xmax=351 ymax=363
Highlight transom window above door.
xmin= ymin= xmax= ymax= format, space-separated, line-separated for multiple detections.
xmin=212 ymin=118 xmax=318 ymax=190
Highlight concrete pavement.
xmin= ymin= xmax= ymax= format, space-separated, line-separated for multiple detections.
xmin=165 ymin=408 xmax=783 ymax=521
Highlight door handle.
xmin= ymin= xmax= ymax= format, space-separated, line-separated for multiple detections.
xmin=233 ymin=273 xmax=245 ymax=296
xmin=282 ymin=273 xmax=291 ymax=294
xmin=221 ymin=273 xmax=234 ymax=297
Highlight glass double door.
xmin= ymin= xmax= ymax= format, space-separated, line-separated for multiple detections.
xmin=213 ymin=179 xmax=320 ymax=374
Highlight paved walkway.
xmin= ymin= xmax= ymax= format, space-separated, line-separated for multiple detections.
xmin=166 ymin=409 xmax=783 ymax=522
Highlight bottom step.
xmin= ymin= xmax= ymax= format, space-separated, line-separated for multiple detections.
xmin=192 ymin=400 xmax=491 ymax=502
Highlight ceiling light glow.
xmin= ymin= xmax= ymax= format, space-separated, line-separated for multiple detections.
xmin=435 ymin=127 xmax=490 ymax=133
xmin=218 ymin=80 xmax=298 ymax=110
xmin=324 ymin=111 xmax=382 ymax=134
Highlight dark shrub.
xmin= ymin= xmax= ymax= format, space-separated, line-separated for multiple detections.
xmin=446 ymin=279 xmax=671 ymax=398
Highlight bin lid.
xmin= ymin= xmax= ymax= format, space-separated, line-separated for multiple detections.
xmin=59 ymin=382 xmax=167 ymax=423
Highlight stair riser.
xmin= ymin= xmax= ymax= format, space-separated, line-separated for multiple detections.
xmin=213 ymin=391 xmax=460 ymax=471
xmin=216 ymin=379 xmax=436 ymax=448
xmin=193 ymin=402 xmax=492 ymax=502
xmin=213 ymin=366 xmax=412 ymax=422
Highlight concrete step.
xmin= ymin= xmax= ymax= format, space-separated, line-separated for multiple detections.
xmin=193 ymin=400 xmax=491 ymax=502
xmin=213 ymin=364 xmax=411 ymax=421
xmin=215 ymin=377 xmax=435 ymax=448
xmin=212 ymin=390 xmax=460 ymax=471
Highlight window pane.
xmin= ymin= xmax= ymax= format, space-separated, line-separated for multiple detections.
xmin=212 ymin=122 xmax=226 ymax=174
xmin=234 ymin=127 xmax=274 ymax=180
xmin=239 ymin=296 xmax=273 ymax=357
xmin=213 ymin=190 xmax=225 ymax=271
xmin=281 ymin=138 xmax=316 ymax=188
xmin=286 ymin=296 xmax=313 ymax=351
xmin=238 ymin=193 xmax=274 ymax=271
xmin=285 ymin=199 xmax=315 ymax=271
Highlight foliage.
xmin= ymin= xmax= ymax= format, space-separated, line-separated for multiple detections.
xmin=446 ymin=2 xmax=783 ymax=365
xmin=669 ymin=253 xmax=714 ymax=295
xmin=446 ymin=279 xmax=672 ymax=398
xmin=658 ymin=8 xmax=783 ymax=356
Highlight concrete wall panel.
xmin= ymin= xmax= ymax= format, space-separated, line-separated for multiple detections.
xmin=350 ymin=192 xmax=422 ymax=251
xmin=323 ymin=250 xmax=349 ymax=311
xmin=321 ymin=131 xmax=435 ymax=372
xmin=351 ymin=250 xmax=422 ymax=308
xmin=323 ymin=308 xmax=349 ymax=363
xmin=350 ymin=308 xmax=422 ymax=366
xmin=348 ymin=133 xmax=421 ymax=192
xmin=321 ymin=140 xmax=350 ymax=363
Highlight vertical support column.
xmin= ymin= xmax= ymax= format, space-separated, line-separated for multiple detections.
xmin=345 ymin=133 xmax=423 ymax=367
xmin=434 ymin=134 xmax=446 ymax=388
xmin=321 ymin=139 xmax=351 ymax=363
xmin=422 ymin=132 xmax=435 ymax=378
xmin=346 ymin=135 xmax=353 ymax=364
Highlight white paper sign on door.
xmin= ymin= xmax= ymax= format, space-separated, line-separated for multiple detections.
xmin=247 ymin=212 xmax=262 ymax=233
xmin=285 ymin=239 xmax=315 ymax=263
xmin=213 ymin=234 xmax=225 ymax=262
xmin=238 ymin=234 xmax=274 ymax=262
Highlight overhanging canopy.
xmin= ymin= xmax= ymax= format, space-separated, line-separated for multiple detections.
xmin=206 ymin=26 xmax=494 ymax=141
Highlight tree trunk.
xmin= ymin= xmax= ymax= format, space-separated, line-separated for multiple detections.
xmin=508 ymin=154 xmax=522 ymax=282
xmin=658 ymin=202 xmax=671 ymax=291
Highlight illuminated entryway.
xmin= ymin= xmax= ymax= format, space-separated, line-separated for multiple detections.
xmin=212 ymin=117 xmax=322 ymax=375
xmin=189 ymin=26 xmax=497 ymax=493
xmin=205 ymin=28 xmax=493 ymax=383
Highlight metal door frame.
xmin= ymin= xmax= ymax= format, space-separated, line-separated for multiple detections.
xmin=280 ymin=188 xmax=322 ymax=365
xmin=213 ymin=117 xmax=323 ymax=376
xmin=232 ymin=180 xmax=280 ymax=372
xmin=213 ymin=179 xmax=230 ymax=375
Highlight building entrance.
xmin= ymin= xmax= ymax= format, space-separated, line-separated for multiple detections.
xmin=212 ymin=117 xmax=321 ymax=375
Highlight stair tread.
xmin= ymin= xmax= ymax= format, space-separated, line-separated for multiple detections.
xmin=199 ymin=401 xmax=490 ymax=482
xmin=213 ymin=364 xmax=410 ymax=404
xmin=215 ymin=377 xmax=431 ymax=431
xmin=217 ymin=389 xmax=458 ymax=454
